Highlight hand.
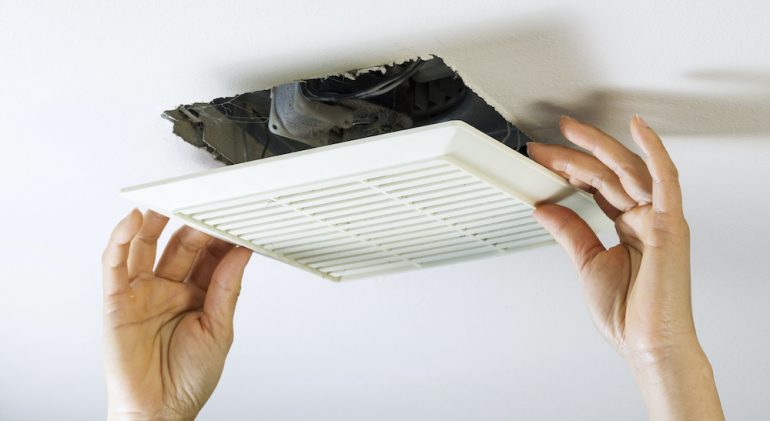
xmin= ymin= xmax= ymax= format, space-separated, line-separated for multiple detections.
xmin=528 ymin=115 xmax=723 ymax=420
xmin=102 ymin=210 xmax=252 ymax=421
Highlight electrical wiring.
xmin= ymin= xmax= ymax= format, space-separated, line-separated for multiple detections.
xmin=300 ymin=59 xmax=424 ymax=102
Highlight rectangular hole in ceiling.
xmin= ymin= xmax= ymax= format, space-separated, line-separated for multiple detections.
xmin=161 ymin=55 xmax=531 ymax=165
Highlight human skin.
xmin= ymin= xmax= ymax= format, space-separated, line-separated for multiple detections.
xmin=102 ymin=211 xmax=252 ymax=421
xmin=102 ymin=115 xmax=724 ymax=420
xmin=528 ymin=115 xmax=724 ymax=420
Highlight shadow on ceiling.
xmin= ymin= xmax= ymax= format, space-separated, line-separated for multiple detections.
xmin=528 ymin=79 xmax=770 ymax=142
xmin=215 ymin=13 xmax=770 ymax=144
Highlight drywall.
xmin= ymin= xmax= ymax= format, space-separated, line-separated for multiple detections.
xmin=0 ymin=0 xmax=769 ymax=419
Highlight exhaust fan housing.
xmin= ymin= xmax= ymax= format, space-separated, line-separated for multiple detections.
xmin=161 ymin=57 xmax=530 ymax=165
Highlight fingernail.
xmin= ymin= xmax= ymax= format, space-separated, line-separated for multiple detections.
xmin=635 ymin=114 xmax=649 ymax=128
xmin=560 ymin=115 xmax=577 ymax=123
xmin=526 ymin=142 xmax=535 ymax=156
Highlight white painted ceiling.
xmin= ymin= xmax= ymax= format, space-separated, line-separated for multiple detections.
xmin=1 ymin=1 xmax=769 ymax=419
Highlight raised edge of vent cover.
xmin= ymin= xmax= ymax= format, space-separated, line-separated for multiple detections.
xmin=122 ymin=121 xmax=611 ymax=281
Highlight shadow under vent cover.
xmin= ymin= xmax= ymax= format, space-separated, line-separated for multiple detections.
xmin=122 ymin=121 xmax=609 ymax=281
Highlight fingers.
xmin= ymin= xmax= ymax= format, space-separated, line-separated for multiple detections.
xmin=102 ymin=209 xmax=143 ymax=296
xmin=202 ymin=247 xmax=252 ymax=340
xmin=630 ymin=115 xmax=683 ymax=216
xmin=527 ymin=142 xmax=637 ymax=212
xmin=155 ymin=226 xmax=213 ymax=282
xmin=127 ymin=210 xmax=169 ymax=279
xmin=594 ymin=191 xmax=623 ymax=221
xmin=532 ymin=204 xmax=605 ymax=277
xmin=187 ymin=238 xmax=236 ymax=291
xmin=560 ymin=116 xmax=653 ymax=205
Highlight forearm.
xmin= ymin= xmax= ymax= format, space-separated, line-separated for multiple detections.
xmin=627 ymin=345 xmax=724 ymax=421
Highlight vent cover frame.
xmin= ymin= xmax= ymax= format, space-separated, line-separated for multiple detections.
xmin=122 ymin=121 xmax=610 ymax=281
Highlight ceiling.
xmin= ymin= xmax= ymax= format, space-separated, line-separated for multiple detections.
xmin=1 ymin=1 xmax=769 ymax=419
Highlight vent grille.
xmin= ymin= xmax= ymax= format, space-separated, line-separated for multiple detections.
xmin=123 ymin=121 xmax=609 ymax=281
xmin=177 ymin=159 xmax=550 ymax=279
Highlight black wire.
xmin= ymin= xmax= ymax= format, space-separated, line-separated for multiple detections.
xmin=300 ymin=59 xmax=424 ymax=102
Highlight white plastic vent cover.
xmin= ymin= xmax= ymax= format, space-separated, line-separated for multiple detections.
xmin=122 ymin=121 xmax=609 ymax=281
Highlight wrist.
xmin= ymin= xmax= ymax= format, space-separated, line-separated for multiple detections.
xmin=107 ymin=410 xmax=195 ymax=421
xmin=626 ymin=345 xmax=713 ymax=390
xmin=623 ymin=339 xmax=708 ymax=374
xmin=624 ymin=342 xmax=724 ymax=421
xmin=624 ymin=339 xmax=713 ymax=394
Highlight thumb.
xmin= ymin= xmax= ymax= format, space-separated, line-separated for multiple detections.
xmin=533 ymin=204 xmax=605 ymax=277
xmin=202 ymin=247 xmax=252 ymax=341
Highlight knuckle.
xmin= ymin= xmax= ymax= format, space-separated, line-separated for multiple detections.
xmin=613 ymin=161 xmax=647 ymax=184
xmin=613 ymin=162 xmax=634 ymax=177
xmin=135 ymin=233 xmax=160 ymax=244
xmin=178 ymin=240 xmax=200 ymax=254
xmin=649 ymin=214 xmax=689 ymax=244
xmin=589 ymin=173 xmax=606 ymax=190
xmin=213 ymin=280 xmax=241 ymax=296
xmin=653 ymin=176 xmax=680 ymax=187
